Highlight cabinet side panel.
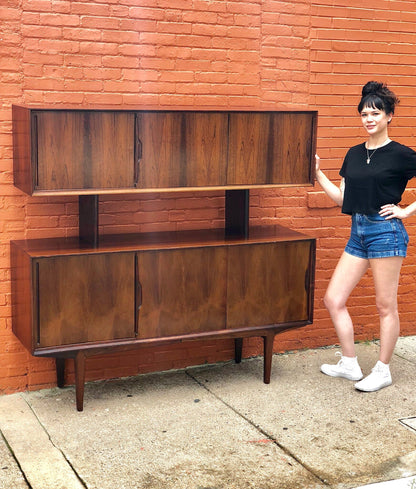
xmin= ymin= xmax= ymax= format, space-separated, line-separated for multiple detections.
xmin=37 ymin=253 xmax=136 ymax=347
xmin=35 ymin=111 xmax=136 ymax=191
xmin=12 ymin=106 xmax=33 ymax=195
xmin=227 ymin=241 xmax=312 ymax=328
xmin=11 ymin=242 xmax=34 ymax=352
xmin=137 ymin=247 xmax=227 ymax=338
xmin=306 ymin=239 xmax=316 ymax=323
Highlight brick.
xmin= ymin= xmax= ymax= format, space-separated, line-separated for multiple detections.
xmin=128 ymin=7 xmax=165 ymax=21
xmin=21 ymin=0 xmax=52 ymax=12
xmin=307 ymin=192 xmax=337 ymax=209
xmin=183 ymin=11 xmax=219 ymax=24
xmin=40 ymin=13 xmax=80 ymax=27
xmin=193 ymin=0 xmax=227 ymax=13
xmin=83 ymin=67 xmax=122 ymax=80
xmin=21 ymin=24 xmax=62 ymax=39
xmin=120 ymin=44 xmax=156 ymax=57
xmin=104 ymin=29 xmax=140 ymax=44
xmin=80 ymin=16 xmax=120 ymax=30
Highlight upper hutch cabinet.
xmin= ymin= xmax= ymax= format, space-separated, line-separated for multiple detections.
xmin=13 ymin=106 xmax=316 ymax=195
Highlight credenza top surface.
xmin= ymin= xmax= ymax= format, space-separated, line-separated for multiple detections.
xmin=11 ymin=225 xmax=314 ymax=257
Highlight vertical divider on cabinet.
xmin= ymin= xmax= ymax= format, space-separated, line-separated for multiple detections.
xmin=79 ymin=195 xmax=99 ymax=247
xmin=134 ymin=253 xmax=141 ymax=337
xmin=225 ymin=189 xmax=249 ymax=238
xmin=31 ymin=113 xmax=39 ymax=189
xmin=225 ymin=188 xmax=249 ymax=363
xmin=307 ymin=240 xmax=316 ymax=323
xmin=34 ymin=261 xmax=40 ymax=346
xmin=134 ymin=113 xmax=142 ymax=187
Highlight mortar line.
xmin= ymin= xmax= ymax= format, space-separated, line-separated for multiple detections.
xmin=185 ymin=369 xmax=332 ymax=488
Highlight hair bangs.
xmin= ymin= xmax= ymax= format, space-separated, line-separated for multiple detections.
xmin=358 ymin=94 xmax=386 ymax=114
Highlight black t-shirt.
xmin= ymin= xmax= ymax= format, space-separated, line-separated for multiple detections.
xmin=339 ymin=141 xmax=416 ymax=215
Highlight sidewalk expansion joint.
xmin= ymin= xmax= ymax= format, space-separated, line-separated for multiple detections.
xmin=21 ymin=395 xmax=89 ymax=489
xmin=0 ymin=429 xmax=33 ymax=489
xmin=185 ymin=369 xmax=332 ymax=488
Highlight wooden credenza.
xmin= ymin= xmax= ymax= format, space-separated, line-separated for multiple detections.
xmin=11 ymin=106 xmax=317 ymax=410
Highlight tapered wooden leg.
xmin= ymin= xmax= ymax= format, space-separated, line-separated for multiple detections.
xmin=234 ymin=338 xmax=243 ymax=363
xmin=56 ymin=358 xmax=65 ymax=388
xmin=263 ymin=333 xmax=275 ymax=384
xmin=74 ymin=352 xmax=86 ymax=412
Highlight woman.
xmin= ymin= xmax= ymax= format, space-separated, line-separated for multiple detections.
xmin=316 ymin=81 xmax=416 ymax=392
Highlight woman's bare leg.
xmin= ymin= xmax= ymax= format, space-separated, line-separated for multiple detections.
xmin=353 ymin=256 xmax=403 ymax=391
xmin=370 ymin=256 xmax=403 ymax=364
xmin=324 ymin=252 xmax=369 ymax=356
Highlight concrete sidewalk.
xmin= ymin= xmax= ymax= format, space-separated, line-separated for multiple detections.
xmin=1 ymin=338 xmax=416 ymax=489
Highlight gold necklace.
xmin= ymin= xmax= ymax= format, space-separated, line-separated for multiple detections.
xmin=366 ymin=138 xmax=391 ymax=164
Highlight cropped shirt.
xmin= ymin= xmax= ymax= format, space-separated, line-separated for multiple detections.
xmin=339 ymin=141 xmax=416 ymax=215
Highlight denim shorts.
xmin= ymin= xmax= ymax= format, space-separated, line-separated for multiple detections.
xmin=345 ymin=213 xmax=409 ymax=259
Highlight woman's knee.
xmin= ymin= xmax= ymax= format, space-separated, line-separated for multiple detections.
xmin=323 ymin=290 xmax=345 ymax=313
xmin=375 ymin=298 xmax=398 ymax=318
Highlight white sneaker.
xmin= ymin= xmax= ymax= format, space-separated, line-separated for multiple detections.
xmin=320 ymin=352 xmax=363 ymax=381
xmin=354 ymin=361 xmax=392 ymax=392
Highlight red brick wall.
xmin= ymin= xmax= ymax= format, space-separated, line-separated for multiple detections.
xmin=1 ymin=0 xmax=416 ymax=392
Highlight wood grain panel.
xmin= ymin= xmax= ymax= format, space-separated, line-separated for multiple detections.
xmin=36 ymin=253 xmax=135 ymax=347
xmin=227 ymin=241 xmax=312 ymax=328
xmin=12 ymin=105 xmax=33 ymax=195
xmin=10 ymin=242 xmax=34 ymax=352
xmin=136 ymin=112 xmax=228 ymax=188
xmin=227 ymin=112 xmax=314 ymax=185
xmin=35 ymin=111 xmax=136 ymax=190
xmin=137 ymin=247 xmax=227 ymax=338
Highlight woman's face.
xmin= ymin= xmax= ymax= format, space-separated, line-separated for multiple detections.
xmin=360 ymin=105 xmax=391 ymax=137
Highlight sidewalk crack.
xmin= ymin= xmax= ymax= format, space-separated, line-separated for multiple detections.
xmin=185 ymin=369 xmax=331 ymax=487
xmin=21 ymin=395 xmax=88 ymax=488
xmin=0 ymin=429 xmax=33 ymax=489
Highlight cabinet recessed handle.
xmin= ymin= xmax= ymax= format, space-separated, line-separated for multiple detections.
xmin=136 ymin=280 xmax=142 ymax=310
xmin=304 ymin=267 xmax=310 ymax=292
xmin=137 ymin=138 xmax=142 ymax=160
xmin=134 ymin=138 xmax=142 ymax=186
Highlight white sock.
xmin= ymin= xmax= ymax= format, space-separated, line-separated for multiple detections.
xmin=375 ymin=360 xmax=390 ymax=372
xmin=342 ymin=355 xmax=359 ymax=365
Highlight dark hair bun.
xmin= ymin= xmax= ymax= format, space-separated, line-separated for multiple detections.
xmin=362 ymin=81 xmax=384 ymax=96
